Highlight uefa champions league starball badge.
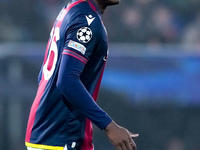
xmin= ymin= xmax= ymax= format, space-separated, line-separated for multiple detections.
xmin=77 ymin=27 xmax=92 ymax=43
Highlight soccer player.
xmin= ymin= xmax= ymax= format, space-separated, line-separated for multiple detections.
xmin=25 ymin=0 xmax=138 ymax=150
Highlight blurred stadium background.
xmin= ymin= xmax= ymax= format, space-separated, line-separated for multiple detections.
xmin=1 ymin=0 xmax=200 ymax=150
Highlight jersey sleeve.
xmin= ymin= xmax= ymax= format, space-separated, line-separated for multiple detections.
xmin=57 ymin=12 xmax=112 ymax=129
xmin=63 ymin=12 xmax=100 ymax=61
xmin=56 ymin=54 xmax=112 ymax=130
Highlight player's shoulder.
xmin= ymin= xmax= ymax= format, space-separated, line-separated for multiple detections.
xmin=68 ymin=1 xmax=102 ymax=26
xmin=69 ymin=1 xmax=97 ymax=14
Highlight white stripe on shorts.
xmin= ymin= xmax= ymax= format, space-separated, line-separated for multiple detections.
xmin=27 ymin=147 xmax=46 ymax=150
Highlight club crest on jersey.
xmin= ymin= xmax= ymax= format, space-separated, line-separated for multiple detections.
xmin=77 ymin=27 xmax=92 ymax=43
xmin=68 ymin=40 xmax=86 ymax=55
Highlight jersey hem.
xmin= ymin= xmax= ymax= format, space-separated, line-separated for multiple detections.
xmin=25 ymin=142 xmax=64 ymax=150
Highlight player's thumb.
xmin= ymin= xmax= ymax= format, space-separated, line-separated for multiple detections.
xmin=129 ymin=132 xmax=139 ymax=138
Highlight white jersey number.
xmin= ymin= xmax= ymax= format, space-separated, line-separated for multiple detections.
xmin=43 ymin=27 xmax=60 ymax=80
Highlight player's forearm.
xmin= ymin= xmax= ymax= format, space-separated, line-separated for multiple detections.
xmin=56 ymin=55 xmax=112 ymax=129
xmin=57 ymin=77 xmax=112 ymax=129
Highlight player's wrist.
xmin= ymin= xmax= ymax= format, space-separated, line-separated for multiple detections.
xmin=104 ymin=120 xmax=118 ymax=132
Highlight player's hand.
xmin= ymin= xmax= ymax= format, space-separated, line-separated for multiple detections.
xmin=105 ymin=121 xmax=139 ymax=150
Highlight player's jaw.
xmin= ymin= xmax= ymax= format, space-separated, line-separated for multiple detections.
xmin=106 ymin=0 xmax=120 ymax=6
xmin=102 ymin=0 xmax=120 ymax=6
xmin=94 ymin=0 xmax=120 ymax=13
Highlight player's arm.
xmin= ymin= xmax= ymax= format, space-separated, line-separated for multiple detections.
xmin=56 ymin=54 xmax=139 ymax=150
xmin=56 ymin=53 xmax=112 ymax=129
xmin=57 ymin=12 xmax=138 ymax=150
xmin=57 ymin=50 xmax=138 ymax=150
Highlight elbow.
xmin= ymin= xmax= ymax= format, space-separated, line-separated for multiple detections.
xmin=56 ymin=78 xmax=64 ymax=93
xmin=56 ymin=75 xmax=74 ymax=95
xmin=57 ymin=69 xmax=81 ymax=96
xmin=56 ymin=77 xmax=68 ymax=94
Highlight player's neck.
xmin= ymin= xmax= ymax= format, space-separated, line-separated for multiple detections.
xmin=92 ymin=0 xmax=107 ymax=14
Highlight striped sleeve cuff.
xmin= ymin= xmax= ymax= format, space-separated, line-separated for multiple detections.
xmin=62 ymin=49 xmax=88 ymax=64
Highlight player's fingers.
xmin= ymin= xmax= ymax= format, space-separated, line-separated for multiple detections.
xmin=128 ymin=136 xmax=137 ymax=150
xmin=129 ymin=140 xmax=137 ymax=150
xmin=125 ymin=142 xmax=133 ymax=150
xmin=121 ymin=142 xmax=128 ymax=150
xmin=130 ymin=141 xmax=137 ymax=150
xmin=115 ymin=144 xmax=123 ymax=150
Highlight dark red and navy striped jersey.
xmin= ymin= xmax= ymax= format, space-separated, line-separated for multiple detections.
xmin=25 ymin=0 xmax=112 ymax=149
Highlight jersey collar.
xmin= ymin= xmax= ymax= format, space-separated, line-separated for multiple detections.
xmin=71 ymin=0 xmax=102 ymax=16
xmin=88 ymin=0 xmax=102 ymax=16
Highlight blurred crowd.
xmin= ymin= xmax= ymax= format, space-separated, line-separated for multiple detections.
xmin=106 ymin=0 xmax=200 ymax=45
xmin=1 ymin=0 xmax=200 ymax=45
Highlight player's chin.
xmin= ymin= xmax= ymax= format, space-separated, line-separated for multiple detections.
xmin=108 ymin=0 xmax=120 ymax=5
